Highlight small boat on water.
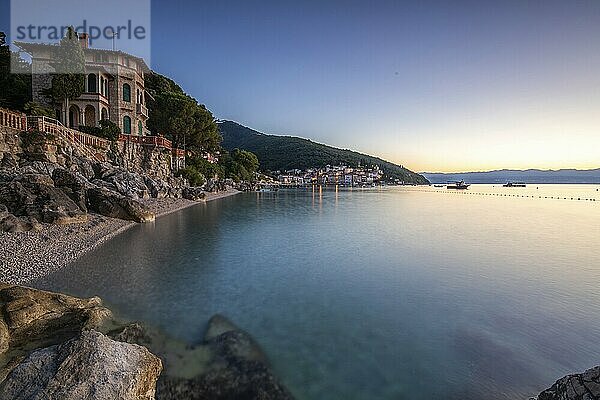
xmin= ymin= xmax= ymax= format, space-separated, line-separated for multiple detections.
xmin=447 ymin=180 xmax=470 ymax=190
xmin=433 ymin=184 xmax=445 ymax=188
xmin=503 ymin=182 xmax=526 ymax=187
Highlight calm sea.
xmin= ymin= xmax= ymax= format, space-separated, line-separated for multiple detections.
xmin=35 ymin=184 xmax=600 ymax=400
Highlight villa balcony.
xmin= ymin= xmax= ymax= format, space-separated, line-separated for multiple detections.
xmin=78 ymin=92 xmax=110 ymax=105
xmin=136 ymin=103 xmax=149 ymax=118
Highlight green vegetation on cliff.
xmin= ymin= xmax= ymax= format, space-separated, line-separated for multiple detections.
xmin=219 ymin=121 xmax=429 ymax=184
xmin=0 ymin=32 xmax=32 ymax=111
xmin=145 ymin=72 xmax=222 ymax=154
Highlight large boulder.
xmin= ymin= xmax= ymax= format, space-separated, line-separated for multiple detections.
xmin=0 ymin=212 xmax=40 ymax=233
xmin=52 ymin=168 xmax=89 ymax=188
xmin=86 ymin=187 xmax=155 ymax=223
xmin=0 ymin=318 xmax=8 ymax=355
xmin=92 ymin=162 xmax=118 ymax=180
xmin=0 ymin=153 xmax=18 ymax=170
xmin=0 ymin=283 xmax=112 ymax=357
xmin=20 ymin=161 xmax=59 ymax=177
xmin=72 ymin=157 xmax=95 ymax=180
xmin=0 ymin=173 xmax=87 ymax=225
xmin=0 ymin=167 xmax=87 ymax=224
xmin=0 ymin=204 xmax=40 ymax=233
xmin=0 ymin=330 xmax=162 ymax=400
xmin=144 ymin=177 xmax=170 ymax=199
xmin=105 ymin=171 xmax=151 ymax=199
xmin=52 ymin=168 xmax=92 ymax=212
xmin=182 ymin=186 xmax=206 ymax=201
xmin=109 ymin=315 xmax=294 ymax=400
xmin=534 ymin=366 xmax=600 ymax=400
xmin=155 ymin=314 xmax=293 ymax=400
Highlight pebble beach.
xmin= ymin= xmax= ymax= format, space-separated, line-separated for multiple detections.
xmin=0 ymin=190 xmax=240 ymax=284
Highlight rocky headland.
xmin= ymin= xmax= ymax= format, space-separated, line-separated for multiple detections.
xmin=0 ymin=121 xmax=240 ymax=284
xmin=0 ymin=158 xmax=240 ymax=284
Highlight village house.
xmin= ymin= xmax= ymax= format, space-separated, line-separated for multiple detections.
xmin=276 ymin=164 xmax=385 ymax=187
xmin=16 ymin=33 xmax=150 ymax=136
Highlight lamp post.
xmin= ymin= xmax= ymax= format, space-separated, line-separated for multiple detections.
xmin=106 ymin=29 xmax=119 ymax=51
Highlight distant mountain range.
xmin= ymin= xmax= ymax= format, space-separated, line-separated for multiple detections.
xmin=218 ymin=121 xmax=429 ymax=184
xmin=422 ymin=169 xmax=600 ymax=184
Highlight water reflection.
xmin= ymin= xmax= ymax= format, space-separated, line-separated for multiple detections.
xmin=34 ymin=186 xmax=600 ymax=400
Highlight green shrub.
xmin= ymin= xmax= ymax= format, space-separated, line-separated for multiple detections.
xmin=78 ymin=119 xmax=121 ymax=142
xmin=23 ymin=101 xmax=54 ymax=117
xmin=177 ymin=167 xmax=206 ymax=187
xmin=187 ymin=156 xmax=224 ymax=180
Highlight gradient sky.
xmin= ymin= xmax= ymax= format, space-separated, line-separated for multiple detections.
xmin=2 ymin=0 xmax=600 ymax=172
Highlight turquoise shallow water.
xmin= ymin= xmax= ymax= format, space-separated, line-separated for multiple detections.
xmin=36 ymin=185 xmax=600 ymax=399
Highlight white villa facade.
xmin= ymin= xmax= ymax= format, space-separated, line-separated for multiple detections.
xmin=17 ymin=33 xmax=150 ymax=136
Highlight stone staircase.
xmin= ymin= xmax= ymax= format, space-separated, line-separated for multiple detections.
xmin=26 ymin=116 xmax=110 ymax=162
xmin=1 ymin=108 xmax=110 ymax=163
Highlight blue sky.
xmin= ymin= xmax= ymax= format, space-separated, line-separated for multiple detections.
xmin=2 ymin=0 xmax=600 ymax=172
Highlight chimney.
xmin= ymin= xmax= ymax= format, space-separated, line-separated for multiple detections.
xmin=79 ymin=32 xmax=89 ymax=49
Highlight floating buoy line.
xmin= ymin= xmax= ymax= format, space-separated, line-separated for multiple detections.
xmin=399 ymin=188 xmax=598 ymax=203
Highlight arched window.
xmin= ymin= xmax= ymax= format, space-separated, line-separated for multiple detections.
xmin=138 ymin=121 xmax=143 ymax=135
xmin=123 ymin=83 xmax=131 ymax=102
xmin=87 ymin=74 xmax=97 ymax=93
xmin=123 ymin=116 xmax=131 ymax=134
xmin=101 ymin=108 xmax=108 ymax=121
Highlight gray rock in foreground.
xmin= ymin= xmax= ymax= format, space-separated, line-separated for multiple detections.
xmin=0 ymin=282 xmax=111 ymax=358
xmin=533 ymin=366 xmax=600 ymax=400
xmin=0 ymin=330 xmax=162 ymax=400
xmin=86 ymin=187 xmax=155 ymax=223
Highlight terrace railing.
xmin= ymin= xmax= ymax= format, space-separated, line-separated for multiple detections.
xmin=118 ymin=133 xmax=186 ymax=161
xmin=118 ymin=134 xmax=172 ymax=150
xmin=0 ymin=108 xmax=27 ymax=131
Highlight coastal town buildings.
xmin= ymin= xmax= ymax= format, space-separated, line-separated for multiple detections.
xmin=17 ymin=33 xmax=150 ymax=136
xmin=277 ymin=164 xmax=387 ymax=186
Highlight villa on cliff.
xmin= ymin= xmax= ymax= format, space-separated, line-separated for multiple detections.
xmin=16 ymin=33 xmax=149 ymax=136
xmin=7 ymin=33 xmax=186 ymax=171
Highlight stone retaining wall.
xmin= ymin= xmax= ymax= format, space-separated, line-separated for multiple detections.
xmin=113 ymin=141 xmax=173 ymax=181
xmin=0 ymin=126 xmax=24 ymax=168
xmin=0 ymin=107 xmax=174 ymax=180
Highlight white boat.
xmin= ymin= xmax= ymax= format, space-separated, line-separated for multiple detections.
xmin=447 ymin=180 xmax=470 ymax=190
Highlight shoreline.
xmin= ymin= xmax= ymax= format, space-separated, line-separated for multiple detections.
xmin=0 ymin=189 xmax=241 ymax=285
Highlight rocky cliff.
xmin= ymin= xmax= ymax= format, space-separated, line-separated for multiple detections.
xmin=0 ymin=127 xmax=207 ymax=232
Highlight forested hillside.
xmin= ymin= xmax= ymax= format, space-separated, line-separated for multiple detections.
xmin=219 ymin=121 xmax=429 ymax=184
